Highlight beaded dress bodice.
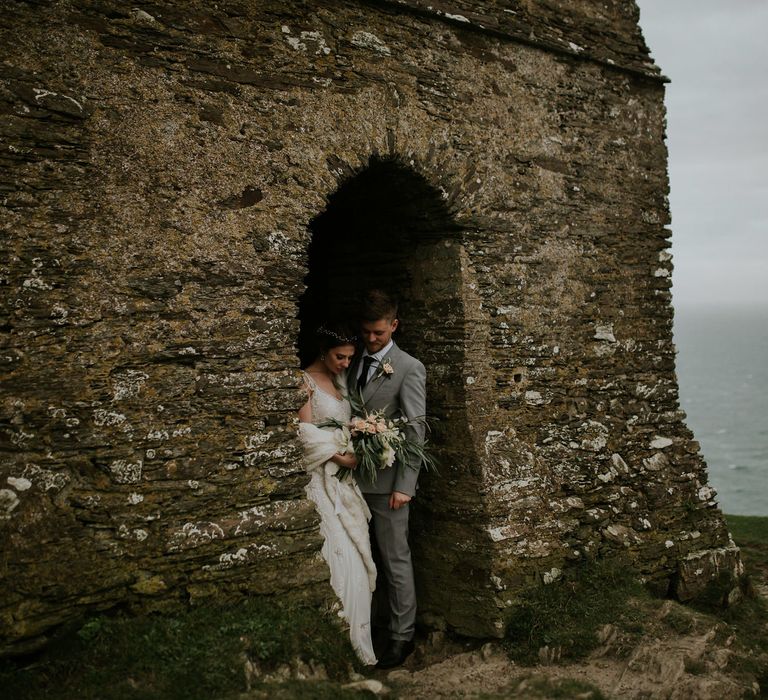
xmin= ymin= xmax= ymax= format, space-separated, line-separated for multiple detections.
xmin=304 ymin=372 xmax=352 ymax=425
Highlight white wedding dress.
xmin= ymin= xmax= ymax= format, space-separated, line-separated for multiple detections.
xmin=298 ymin=372 xmax=377 ymax=666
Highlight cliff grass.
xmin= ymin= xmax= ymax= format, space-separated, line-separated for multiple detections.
xmin=719 ymin=514 xmax=768 ymax=689
xmin=3 ymin=515 xmax=768 ymax=698
xmin=499 ymin=516 xmax=768 ymax=691
xmin=479 ymin=676 xmax=607 ymax=699
xmin=0 ymin=598 xmax=366 ymax=700
xmin=503 ymin=555 xmax=647 ymax=663
xmin=726 ymin=514 xmax=768 ymax=573
xmin=502 ymin=516 xmax=768 ymax=670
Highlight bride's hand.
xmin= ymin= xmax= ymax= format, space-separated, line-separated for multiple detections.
xmin=332 ymin=452 xmax=358 ymax=469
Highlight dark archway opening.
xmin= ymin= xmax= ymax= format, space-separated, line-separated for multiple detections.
xmin=298 ymin=156 xmax=494 ymax=635
xmin=297 ymin=157 xmax=461 ymax=366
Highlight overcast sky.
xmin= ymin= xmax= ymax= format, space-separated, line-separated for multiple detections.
xmin=635 ymin=0 xmax=768 ymax=307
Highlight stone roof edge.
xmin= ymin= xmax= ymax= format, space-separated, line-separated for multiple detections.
xmin=359 ymin=0 xmax=669 ymax=84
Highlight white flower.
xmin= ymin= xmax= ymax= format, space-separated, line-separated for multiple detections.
xmin=380 ymin=443 xmax=396 ymax=468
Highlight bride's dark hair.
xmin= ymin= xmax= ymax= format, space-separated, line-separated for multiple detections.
xmin=316 ymin=321 xmax=358 ymax=354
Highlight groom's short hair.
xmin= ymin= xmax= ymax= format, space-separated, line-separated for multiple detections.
xmin=361 ymin=289 xmax=398 ymax=322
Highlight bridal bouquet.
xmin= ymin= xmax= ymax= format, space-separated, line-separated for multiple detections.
xmin=317 ymin=409 xmax=437 ymax=484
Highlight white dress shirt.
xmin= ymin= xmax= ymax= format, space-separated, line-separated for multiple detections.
xmin=356 ymin=339 xmax=394 ymax=385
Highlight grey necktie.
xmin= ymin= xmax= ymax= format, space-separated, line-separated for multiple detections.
xmin=357 ymin=356 xmax=375 ymax=392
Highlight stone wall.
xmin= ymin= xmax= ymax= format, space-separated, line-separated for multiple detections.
xmin=0 ymin=0 xmax=740 ymax=654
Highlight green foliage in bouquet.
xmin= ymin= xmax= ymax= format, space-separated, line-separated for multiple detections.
xmin=316 ymin=388 xmax=438 ymax=483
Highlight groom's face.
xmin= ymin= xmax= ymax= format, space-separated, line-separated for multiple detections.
xmin=361 ymin=317 xmax=398 ymax=354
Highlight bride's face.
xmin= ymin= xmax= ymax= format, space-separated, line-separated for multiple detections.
xmin=323 ymin=344 xmax=356 ymax=375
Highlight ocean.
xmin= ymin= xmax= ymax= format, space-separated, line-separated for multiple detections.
xmin=673 ymin=304 xmax=768 ymax=516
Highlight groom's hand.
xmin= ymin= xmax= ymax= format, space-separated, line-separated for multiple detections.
xmin=389 ymin=491 xmax=411 ymax=510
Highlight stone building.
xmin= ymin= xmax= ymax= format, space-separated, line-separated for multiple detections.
xmin=0 ymin=0 xmax=741 ymax=654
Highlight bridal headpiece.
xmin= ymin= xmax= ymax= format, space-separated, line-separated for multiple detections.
xmin=317 ymin=325 xmax=358 ymax=344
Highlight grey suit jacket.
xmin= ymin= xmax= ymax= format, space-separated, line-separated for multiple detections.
xmin=348 ymin=342 xmax=427 ymax=497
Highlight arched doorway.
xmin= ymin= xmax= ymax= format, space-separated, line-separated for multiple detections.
xmin=297 ymin=156 xmax=459 ymax=364
xmin=298 ymin=156 xmax=497 ymax=635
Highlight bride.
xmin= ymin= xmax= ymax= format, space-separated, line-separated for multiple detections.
xmin=298 ymin=322 xmax=377 ymax=665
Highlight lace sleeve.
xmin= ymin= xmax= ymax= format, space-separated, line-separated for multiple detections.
xmin=302 ymin=371 xmax=316 ymax=396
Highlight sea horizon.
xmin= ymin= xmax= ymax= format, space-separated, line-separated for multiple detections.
xmin=672 ymin=301 xmax=768 ymax=516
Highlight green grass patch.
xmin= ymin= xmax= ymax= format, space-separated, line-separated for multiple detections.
xmin=241 ymin=680 xmax=371 ymax=698
xmin=725 ymin=514 xmax=768 ymax=572
xmin=702 ymin=590 xmax=768 ymax=692
xmin=662 ymin=605 xmax=696 ymax=635
xmin=725 ymin=515 xmax=768 ymax=544
xmin=480 ymin=675 xmax=607 ymax=699
xmin=503 ymin=556 xmax=647 ymax=664
xmin=694 ymin=517 xmax=768 ymax=691
xmin=713 ymin=516 xmax=768 ymax=657
xmin=520 ymin=677 xmax=607 ymax=699
xmin=0 ymin=598 xmax=361 ymax=700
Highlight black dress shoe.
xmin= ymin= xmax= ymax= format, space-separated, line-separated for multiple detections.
xmin=372 ymin=626 xmax=390 ymax=658
xmin=376 ymin=639 xmax=415 ymax=669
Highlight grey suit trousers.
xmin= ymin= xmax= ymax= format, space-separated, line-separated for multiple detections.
xmin=365 ymin=493 xmax=416 ymax=641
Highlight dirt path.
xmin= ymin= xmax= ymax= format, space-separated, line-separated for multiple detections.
xmin=361 ymin=595 xmax=765 ymax=699
xmin=245 ymin=559 xmax=767 ymax=699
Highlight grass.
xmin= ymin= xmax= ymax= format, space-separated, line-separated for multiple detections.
xmin=480 ymin=676 xmax=607 ymax=699
xmin=662 ymin=605 xmax=696 ymax=635
xmin=685 ymin=515 xmax=768 ymax=693
xmin=503 ymin=556 xmax=646 ymax=664
xmin=4 ymin=515 xmax=768 ymax=698
xmin=518 ymin=676 xmax=607 ymax=699
xmin=0 ymin=598 xmax=366 ymax=700
xmin=726 ymin=514 xmax=768 ymax=573
xmin=502 ymin=517 xmax=768 ymax=666
xmin=699 ymin=579 xmax=768 ymax=692
xmin=241 ymin=680 xmax=371 ymax=698
xmin=500 ymin=517 xmax=768 ymax=692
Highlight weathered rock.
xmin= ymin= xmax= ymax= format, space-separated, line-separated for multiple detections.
xmin=0 ymin=0 xmax=740 ymax=654
xmin=344 ymin=678 xmax=388 ymax=694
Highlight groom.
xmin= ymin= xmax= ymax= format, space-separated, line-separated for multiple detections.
xmin=350 ymin=289 xmax=427 ymax=670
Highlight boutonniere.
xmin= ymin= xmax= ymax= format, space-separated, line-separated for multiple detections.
xmin=374 ymin=358 xmax=394 ymax=381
